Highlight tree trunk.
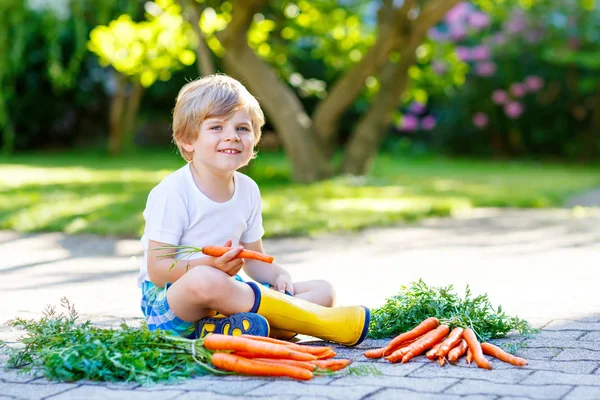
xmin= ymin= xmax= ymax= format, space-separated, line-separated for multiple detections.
xmin=122 ymin=80 xmax=144 ymax=151
xmin=108 ymin=72 xmax=127 ymax=155
xmin=340 ymin=51 xmax=416 ymax=175
xmin=179 ymin=0 xmax=216 ymax=76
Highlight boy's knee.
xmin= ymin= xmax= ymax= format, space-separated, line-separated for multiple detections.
xmin=315 ymin=279 xmax=336 ymax=307
xmin=180 ymin=267 xmax=229 ymax=303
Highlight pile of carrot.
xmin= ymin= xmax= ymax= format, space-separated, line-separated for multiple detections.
xmin=202 ymin=334 xmax=351 ymax=380
xmin=364 ymin=317 xmax=528 ymax=369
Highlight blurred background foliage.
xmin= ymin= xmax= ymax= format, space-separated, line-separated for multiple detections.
xmin=1 ymin=0 xmax=599 ymax=237
xmin=1 ymin=0 xmax=598 ymax=165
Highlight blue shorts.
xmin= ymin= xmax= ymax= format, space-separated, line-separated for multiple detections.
xmin=140 ymin=275 xmax=290 ymax=338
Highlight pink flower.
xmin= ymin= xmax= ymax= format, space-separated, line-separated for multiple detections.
xmin=432 ymin=61 xmax=447 ymax=75
xmin=401 ymin=114 xmax=419 ymax=132
xmin=504 ymin=101 xmax=524 ymax=119
xmin=524 ymin=75 xmax=544 ymax=92
xmin=492 ymin=33 xmax=507 ymax=45
xmin=471 ymin=45 xmax=490 ymax=61
xmin=428 ymin=28 xmax=448 ymax=41
xmin=456 ymin=46 xmax=471 ymax=61
xmin=475 ymin=61 xmax=496 ymax=77
xmin=504 ymin=10 xmax=526 ymax=33
xmin=510 ymin=83 xmax=526 ymax=98
xmin=445 ymin=2 xmax=472 ymax=24
xmin=472 ymin=112 xmax=488 ymax=128
xmin=421 ymin=115 xmax=437 ymax=131
xmin=469 ymin=12 xmax=491 ymax=30
xmin=492 ymin=90 xmax=508 ymax=105
xmin=408 ymin=102 xmax=426 ymax=114
xmin=449 ymin=25 xmax=467 ymax=41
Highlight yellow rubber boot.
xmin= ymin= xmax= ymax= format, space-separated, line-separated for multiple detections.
xmin=247 ymin=282 xmax=370 ymax=346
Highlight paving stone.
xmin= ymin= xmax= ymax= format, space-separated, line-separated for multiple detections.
xmin=48 ymin=385 xmax=183 ymax=399
xmin=580 ymin=331 xmax=600 ymax=341
xmin=563 ymin=386 xmax=600 ymax=400
xmin=329 ymin=375 xmax=458 ymax=392
xmin=0 ymin=369 xmax=39 ymax=384
xmin=444 ymin=381 xmax=572 ymax=399
xmin=554 ymin=349 xmax=600 ymax=362
xmin=522 ymin=360 xmax=598 ymax=374
xmin=517 ymin=348 xmax=564 ymax=360
xmin=367 ymin=388 xmax=496 ymax=400
xmin=247 ymin=381 xmax=378 ymax=400
xmin=351 ymin=361 xmax=423 ymax=376
xmin=135 ymin=376 xmax=269 ymax=394
xmin=176 ymin=393 xmax=297 ymax=400
xmin=524 ymin=338 xmax=600 ymax=351
xmin=544 ymin=320 xmax=600 ymax=331
xmin=536 ymin=330 xmax=587 ymax=340
xmin=0 ymin=382 xmax=78 ymax=400
xmin=521 ymin=371 xmax=600 ymax=386
xmin=408 ymin=362 xmax=531 ymax=384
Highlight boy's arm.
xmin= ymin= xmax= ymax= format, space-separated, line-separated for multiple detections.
xmin=147 ymin=239 xmax=243 ymax=287
xmin=241 ymin=239 xmax=293 ymax=293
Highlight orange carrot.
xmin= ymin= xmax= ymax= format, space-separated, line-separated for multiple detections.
xmin=463 ymin=328 xmax=492 ymax=370
xmin=383 ymin=317 xmax=439 ymax=355
xmin=401 ymin=325 xmax=450 ymax=363
xmin=309 ymin=359 xmax=352 ymax=371
xmin=240 ymin=334 xmax=332 ymax=355
xmin=481 ymin=342 xmax=528 ymax=366
xmin=251 ymin=358 xmax=317 ymax=371
xmin=202 ymin=246 xmax=274 ymax=263
xmin=438 ymin=356 xmax=446 ymax=367
xmin=203 ymin=334 xmax=316 ymax=361
xmin=426 ymin=342 xmax=444 ymax=360
xmin=365 ymin=337 xmax=421 ymax=359
xmin=447 ymin=339 xmax=468 ymax=363
xmin=211 ymin=353 xmax=313 ymax=380
xmin=435 ymin=327 xmax=464 ymax=358
xmin=466 ymin=348 xmax=473 ymax=364
xmin=314 ymin=349 xmax=337 ymax=360
xmin=385 ymin=336 xmax=431 ymax=363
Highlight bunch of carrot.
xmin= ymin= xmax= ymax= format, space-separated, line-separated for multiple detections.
xmin=364 ymin=317 xmax=528 ymax=369
xmin=201 ymin=334 xmax=351 ymax=380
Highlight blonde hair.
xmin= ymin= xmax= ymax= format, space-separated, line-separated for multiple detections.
xmin=172 ymin=74 xmax=265 ymax=161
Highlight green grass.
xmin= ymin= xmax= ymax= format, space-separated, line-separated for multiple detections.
xmin=1 ymin=149 xmax=599 ymax=238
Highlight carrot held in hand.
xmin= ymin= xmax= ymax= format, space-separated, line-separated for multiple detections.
xmin=211 ymin=353 xmax=313 ymax=380
xmin=202 ymin=245 xmax=274 ymax=263
xmin=481 ymin=342 xmax=528 ymax=366
xmin=447 ymin=339 xmax=468 ymax=363
xmin=463 ymin=328 xmax=492 ymax=370
xmin=383 ymin=317 xmax=439 ymax=356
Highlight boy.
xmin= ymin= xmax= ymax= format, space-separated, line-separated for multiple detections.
xmin=137 ymin=74 xmax=335 ymax=339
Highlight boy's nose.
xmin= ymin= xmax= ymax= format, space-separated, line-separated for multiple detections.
xmin=225 ymin=131 xmax=241 ymax=142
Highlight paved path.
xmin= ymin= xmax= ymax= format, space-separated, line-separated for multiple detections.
xmin=1 ymin=206 xmax=600 ymax=399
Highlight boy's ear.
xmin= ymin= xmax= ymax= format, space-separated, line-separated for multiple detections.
xmin=180 ymin=141 xmax=194 ymax=153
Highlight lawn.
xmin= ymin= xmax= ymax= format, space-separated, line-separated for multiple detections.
xmin=1 ymin=149 xmax=598 ymax=238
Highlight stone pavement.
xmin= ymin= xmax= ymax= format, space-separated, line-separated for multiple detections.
xmin=1 ymin=206 xmax=600 ymax=399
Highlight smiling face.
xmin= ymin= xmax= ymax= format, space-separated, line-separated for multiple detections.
xmin=181 ymin=109 xmax=255 ymax=175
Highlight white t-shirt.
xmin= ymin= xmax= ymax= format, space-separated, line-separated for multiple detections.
xmin=136 ymin=163 xmax=265 ymax=287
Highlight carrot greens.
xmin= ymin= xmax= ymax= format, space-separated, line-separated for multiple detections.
xmin=368 ymin=280 xmax=536 ymax=341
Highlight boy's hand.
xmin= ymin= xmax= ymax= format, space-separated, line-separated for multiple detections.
xmin=211 ymin=239 xmax=244 ymax=276
xmin=274 ymin=273 xmax=294 ymax=296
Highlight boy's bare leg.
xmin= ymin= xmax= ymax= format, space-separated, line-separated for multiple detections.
xmin=292 ymin=280 xmax=336 ymax=307
xmin=166 ymin=266 xmax=256 ymax=322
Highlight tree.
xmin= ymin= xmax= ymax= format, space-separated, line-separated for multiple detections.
xmin=180 ymin=0 xmax=460 ymax=181
xmin=88 ymin=0 xmax=197 ymax=154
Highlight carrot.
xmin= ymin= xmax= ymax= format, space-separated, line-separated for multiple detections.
xmin=309 ymin=359 xmax=352 ymax=371
xmin=385 ymin=336 xmax=431 ymax=363
xmin=463 ymin=328 xmax=492 ymax=370
xmin=203 ymin=334 xmax=316 ymax=361
xmin=401 ymin=325 xmax=450 ymax=363
xmin=240 ymin=334 xmax=332 ymax=355
xmin=202 ymin=246 xmax=274 ymax=263
xmin=314 ymin=349 xmax=337 ymax=360
xmin=481 ymin=342 xmax=528 ymax=366
xmin=365 ymin=337 xmax=421 ymax=359
xmin=211 ymin=353 xmax=313 ymax=380
xmin=426 ymin=342 xmax=444 ymax=360
xmin=251 ymin=358 xmax=317 ymax=371
xmin=466 ymin=348 xmax=473 ymax=364
xmin=438 ymin=356 xmax=446 ymax=367
xmin=435 ymin=327 xmax=464 ymax=358
xmin=383 ymin=317 xmax=439 ymax=355
xmin=447 ymin=339 xmax=468 ymax=363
